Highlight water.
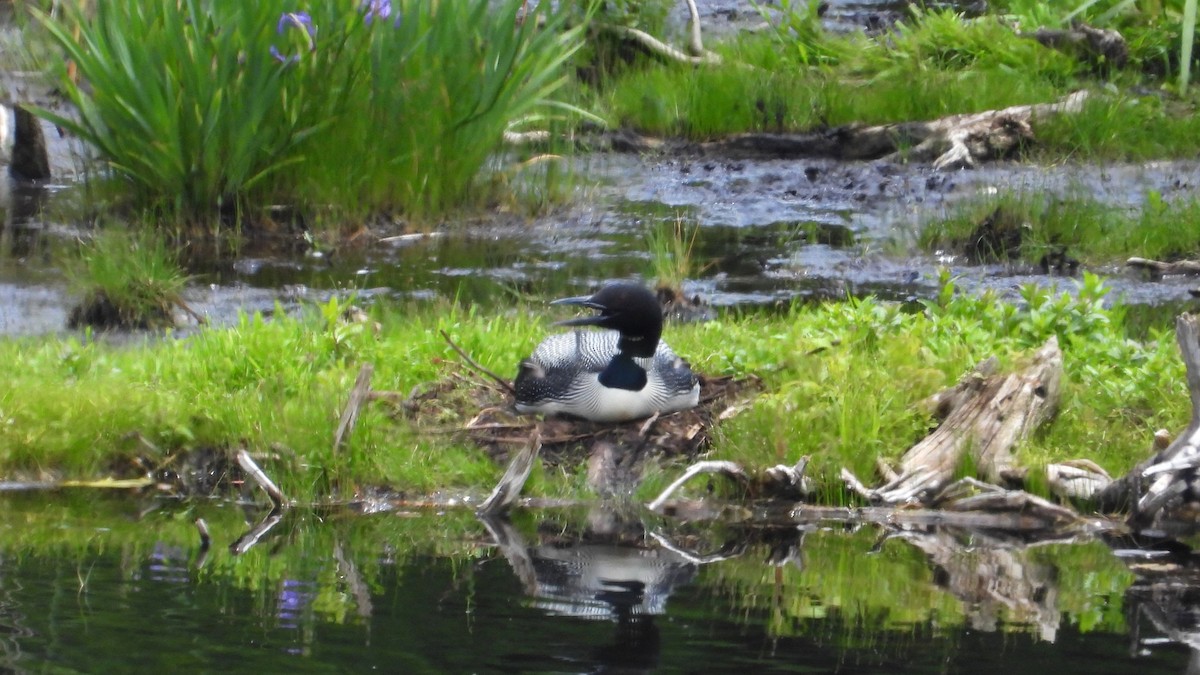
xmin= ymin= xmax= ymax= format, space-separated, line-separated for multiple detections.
xmin=0 ymin=492 xmax=1191 ymax=673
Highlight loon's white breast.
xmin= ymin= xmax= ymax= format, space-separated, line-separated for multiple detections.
xmin=514 ymin=330 xmax=699 ymax=423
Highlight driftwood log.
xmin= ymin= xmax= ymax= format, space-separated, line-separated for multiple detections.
xmin=1127 ymin=257 xmax=1200 ymax=280
xmin=697 ymin=90 xmax=1089 ymax=168
xmin=1094 ymin=314 xmax=1200 ymax=528
xmin=842 ymin=337 xmax=1062 ymax=505
xmin=10 ymin=105 xmax=51 ymax=182
xmin=1024 ymin=22 xmax=1128 ymax=70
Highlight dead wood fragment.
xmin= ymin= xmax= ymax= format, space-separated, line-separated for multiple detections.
xmin=702 ymin=90 xmax=1089 ymax=168
xmin=648 ymin=460 xmax=750 ymax=512
xmin=1025 ymin=23 xmax=1128 ymax=70
xmin=334 ymin=364 xmax=374 ymax=452
xmin=478 ymin=430 xmax=542 ymax=515
xmin=1127 ymin=257 xmax=1200 ymax=280
xmin=597 ymin=0 xmax=720 ymax=66
xmin=648 ymin=455 xmax=812 ymax=512
xmin=237 ymin=449 xmax=289 ymax=509
xmin=844 ymin=337 xmax=1062 ymax=505
xmin=898 ymin=527 xmax=1063 ymax=640
xmin=334 ymin=540 xmax=374 ymax=619
xmin=1047 ymin=459 xmax=1112 ymax=501
xmin=601 ymin=24 xmax=721 ymax=65
xmin=1095 ymin=314 xmax=1200 ymax=525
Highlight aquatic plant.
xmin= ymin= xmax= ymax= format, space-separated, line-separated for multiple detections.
xmin=30 ymin=0 xmax=592 ymax=227
xmin=65 ymin=228 xmax=188 ymax=330
xmin=644 ymin=218 xmax=702 ymax=293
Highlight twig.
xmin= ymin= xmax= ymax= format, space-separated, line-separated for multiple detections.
xmin=440 ymin=330 xmax=516 ymax=396
xmin=237 ymin=449 xmax=289 ymax=509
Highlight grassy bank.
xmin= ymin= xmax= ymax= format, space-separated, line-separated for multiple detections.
xmin=581 ymin=4 xmax=1200 ymax=160
xmin=0 ymin=277 xmax=1184 ymax=504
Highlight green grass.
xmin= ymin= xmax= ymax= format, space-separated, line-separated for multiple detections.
xmin=65 ymin=227 xmax=188 ymax=329
xmin=0 ymin=278 xmax=1185 ymax=505
xmin=579 ymin=3 xmax=1200 ymax=159
xmin=920 ymin=190 xmax=1200 ymax=264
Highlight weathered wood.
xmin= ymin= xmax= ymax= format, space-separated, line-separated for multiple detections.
xmin=237 ymin=448 xmax=289 ymax=509
xmin=1025 ymin=23 xmax=1128 ymax=70
xmin=1096 ymin=314 xmax=1200 ymax=522
xmin=598 ymin=0 xmax=720 ymax=66
xmin=334 ymin=364 xmax=374 ymax=452
xmin=702 ymin=90 xmax=1089 ymax=168
xmin=478 ymin=430 xmax=542 ymax=515
xmin=845 ymin=337 xmax=1062 ymax=505
xmin=229 ymin=508 xmax=284 ymax=556
xmin=1047 ymin=459 xmax=1112 ymax=500
xmin=647 ymin=460 xmax=750 ymax=512
xmin=1127 ymin=257 xmax=1200 ymax=279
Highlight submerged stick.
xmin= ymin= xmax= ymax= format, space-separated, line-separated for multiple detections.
xmin=237 ymin=449 xmax=289 ymax=509
xmin=440 ymin=330 xmax=516 ymax=396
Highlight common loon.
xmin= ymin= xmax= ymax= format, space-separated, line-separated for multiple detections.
xmin=514 ymin=282 xmax=700 ymax=422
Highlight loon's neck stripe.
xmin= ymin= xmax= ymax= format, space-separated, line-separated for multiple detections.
xmin=598 ymin=353 xmax=648 ymax=392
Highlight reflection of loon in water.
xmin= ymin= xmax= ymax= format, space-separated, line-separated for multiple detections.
xmin=529 ymin=543 xmax=697 ymax=619
xmin=481 ymin=514 xmax=698 ymax=672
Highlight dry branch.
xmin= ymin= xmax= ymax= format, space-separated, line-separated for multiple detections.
xmin=11 ymin=105 xmax=50 ymax=181
xmin=440 ymin=330 xmax=515 ymax=396
xmin=237 ymin=449 xmax=289 ymax=509
xmin=597 ymin=0 xmax=720 ymax=66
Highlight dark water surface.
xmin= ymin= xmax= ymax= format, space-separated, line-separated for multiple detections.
xmin=0 ymin=492 xmax=1191 ymax=674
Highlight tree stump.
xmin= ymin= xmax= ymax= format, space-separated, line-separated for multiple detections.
xmin=1095 ymin=314 xmax=1200 ymax=528
xmin=843 ymin=337 xmax=1062 ymax=505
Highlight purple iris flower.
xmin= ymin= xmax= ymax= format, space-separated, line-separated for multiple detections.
xmin=361 ymin=0 xmax=401 ymax=27
xmin=270 ymin=11 xmax=317 ymax=64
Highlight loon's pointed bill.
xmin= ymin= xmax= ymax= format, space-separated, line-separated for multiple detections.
xmin=514 ymin=282 xmax=700 ymax=423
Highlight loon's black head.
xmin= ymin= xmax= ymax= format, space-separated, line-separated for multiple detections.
xmin=552 ymin=282 xmax=663 ymax=358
